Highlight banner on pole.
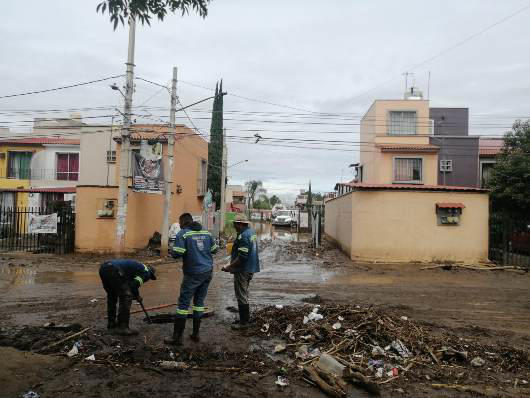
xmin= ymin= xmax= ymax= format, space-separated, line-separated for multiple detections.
xmin=132 ymin=140 xmax=164 ymax=194
xmin=29 ymin=213 xmax=58 ymax=234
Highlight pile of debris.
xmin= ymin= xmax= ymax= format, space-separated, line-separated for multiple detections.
xmin=250 ymin=304 xmax=530 ymax=396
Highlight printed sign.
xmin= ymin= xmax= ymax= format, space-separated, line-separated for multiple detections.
xmin=29 ymin=213 xmax=58 ymax=234
xmin=132 ymin=140 xmax=164 ymax=194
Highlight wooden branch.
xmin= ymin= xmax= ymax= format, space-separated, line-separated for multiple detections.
xmin=303 ymin=366 xmax=345 ymax=398
xmin=36 ymin=327 xmax=92 ymax=353
xmin=431 ymin=383 xmax=488 ymax=396
xmin=343 ymin=369 xmax=380 ymax=396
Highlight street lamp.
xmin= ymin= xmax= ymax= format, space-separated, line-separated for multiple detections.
xmin=229 ymin=159 xmax=248 ymax=169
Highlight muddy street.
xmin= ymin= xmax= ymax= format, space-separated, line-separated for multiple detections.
xmin=1 ymin=223 xmax=529 ymax=397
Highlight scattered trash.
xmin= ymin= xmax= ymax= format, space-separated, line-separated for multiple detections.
xmin=307 ymin=312 xmax=323 ymax=322
xmin=295 ymin=345 xmax=309 ymax=359
xmin=22 ymin=392 xmax=40 ymax=398
xmin=288 ymin=331 xmax=296 ymax=340
xmin=89 ymin=298 xmax=98 ymax=303
xmin=251 ymin=371 xmax=258 ymax=375
xmin=261 ymin=323 xmax=270 ymax=333
xmin=395 ymin=388 xmax=405 ymax=393
xmin=371 ymin=346 xmax=386 ymax=357
xmin=159 ymin=361 xmax=189 ymax=370
xmin=386 ymin=370 xmax=394 ymax=377
xmin=392 ymin=367 xmax=399 ymax=377
xmin=275 ymin=305 xmax=284 ymax=310
xmin=284 ymin=324 xmax=292 ymax=334
xmin=391 ymin=339 xmax=412 ymax=358
xmin=375 ymin=367 xmax=383 ymax=378
xmin=303 ymin=316 xmax=309 ymax=325
xmin=316 ymin=353 xmax=346 ymax=377
xmin=471 ymin=356 xmax=485 ymax=367
xmin=400 ymin=316 xmax=408 ymax=321
xmin=338 ymin=316 xmax=344 ymax=321
xmin=300 ymin=334 xmax=313 ymax=341
xmin=309 ymin=348 xmax=321 ymax=358
xmin=440 ymin=346 xmax=468 ymax=361
xmin=67 ymin=344 xmax=79 ymax=357
xmin=332 ymin=322 xmax=341 ymax=330
xmin=275 ymin=376 xmax=289 ymax=387
xmin=274 ymin=344 xmax=286 ymax=353
xmin=344 ymin=329 xmax=356 ymax=337
xmin=368 ymin=359 xmax=384 ymax=369
xmin=85 ymin=354 xmax=95 ymax=361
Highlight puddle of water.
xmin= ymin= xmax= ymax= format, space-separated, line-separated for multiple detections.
xmin=252 ymin=221 xmax=309 ymax=243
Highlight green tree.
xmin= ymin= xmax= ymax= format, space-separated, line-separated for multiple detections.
xmin=207 ymin=81 xmax=224 ymax=209
xmin=488 ymin=120 xmax=530 ymax=216
xmin=245 ymin=180 xmax=263 ymax=208
xmin=253 ymin=197 xmax=271 ymax=210
xmin=270 ymin=195 xmax=281 ymax=207
xmin=97 ymin=0 xmax=210 ymax=29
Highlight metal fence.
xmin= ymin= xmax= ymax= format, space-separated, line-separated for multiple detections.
xmin=0 ymin=206 xmax=75 ymax=254
xmin=489 ymin=213 xmax=530 ymax=268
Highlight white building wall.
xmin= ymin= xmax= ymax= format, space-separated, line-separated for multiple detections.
xmin=79 ymin=125 xmax=117 ymax=186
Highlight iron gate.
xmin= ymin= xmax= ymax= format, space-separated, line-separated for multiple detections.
xmin=0 ymin=206 xmax=75 ymax=254
xmin=489 ymin=213 xmax=530 ymax=268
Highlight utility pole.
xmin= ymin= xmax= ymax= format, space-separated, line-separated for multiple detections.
xmin=115 ymin=17 xmax=136 ymax=253
xmin=160 ymin=67 xmax=177 ymax=257
xmin=219 ymin=129 xmax=227 ymax=235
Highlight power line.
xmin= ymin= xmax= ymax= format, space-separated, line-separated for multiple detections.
xmin=0 ymin=75 xmax=125 ymax=100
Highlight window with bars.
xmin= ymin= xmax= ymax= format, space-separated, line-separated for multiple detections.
xmin=56 ymin=153 xmax=79 ymax=181
xmin=388 ymin=111 xmax=417 ymax=135
xmin=440 ymin=159 xmax=453 ymax=172
xmin=106 ymin=150 xmax=116 ymax=163
xmin=394 ymin=158 xmax=422 ymax=183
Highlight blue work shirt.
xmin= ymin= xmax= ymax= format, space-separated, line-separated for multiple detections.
xmin=105 ymin=259 xmax=153 ymax=297
xmin=171 ymin=222 xmax=218 ymax=274
xmin=231 ymin=227 xmax=260 ymax=273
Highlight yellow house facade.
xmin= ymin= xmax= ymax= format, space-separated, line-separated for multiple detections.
xmin=0 ymin=141 xmax=41 ymax=207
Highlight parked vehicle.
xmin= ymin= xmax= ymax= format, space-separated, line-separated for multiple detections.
xmin=272 ymin=210 xmax=296 ymax=227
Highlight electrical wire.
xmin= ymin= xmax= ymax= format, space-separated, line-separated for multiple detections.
xmin=0 ymin=75 xmax=125 ymax=100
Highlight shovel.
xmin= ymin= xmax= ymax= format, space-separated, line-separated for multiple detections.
xmin=139 ymin=301 xmax=153 ymax=324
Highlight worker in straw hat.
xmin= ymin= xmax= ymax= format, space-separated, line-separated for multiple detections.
xmin=222 ymin=214 xmax=260 ymax=329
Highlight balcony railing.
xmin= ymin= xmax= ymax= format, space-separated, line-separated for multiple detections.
xmin=0 ymin=168 xmax=79 ymax=181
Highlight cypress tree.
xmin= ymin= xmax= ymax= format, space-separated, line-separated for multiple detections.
xmin=207 ymin=80 xmax=224 ymax=209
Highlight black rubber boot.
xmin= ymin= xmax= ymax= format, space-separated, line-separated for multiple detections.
xmin=190 ymin=318 xmax=201 ymax=342
xmin=114 ymin=295 xmax=138 ymax=336
xmin=164 ymin=317 xmax=186 ymax=346
xmin=107 ymin=294 xmax=118 ymax=330
xmin=231 ymin=304 xmax=250 ymax=330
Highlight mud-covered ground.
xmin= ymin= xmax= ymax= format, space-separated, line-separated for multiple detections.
xmin=1 ymin=223 xmax=529 ymax=397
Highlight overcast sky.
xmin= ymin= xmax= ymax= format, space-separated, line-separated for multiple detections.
xmin=2 ymin=0 xmax=529 ymax=203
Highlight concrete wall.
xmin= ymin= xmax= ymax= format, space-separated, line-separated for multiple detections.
xmin=430 ymin=136 xmax=479 ymax=187
xmin=430 ymin=108 xmax=469 ymax=136
xmin=325 ymin=190 xmax=489 ymax=263
xmin=75 ymin=127 xmax=208 ymax=252
xmin=79 ymin=125 xmax=117 ymax=186
xmin=323 ymin=193 xmax=353 ymax=258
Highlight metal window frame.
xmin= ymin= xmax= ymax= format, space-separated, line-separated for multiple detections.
xmin=440 ymin=159 xmax=453 ymax=172
xmin=106 ymin=150 xmax=117 ymax=163
xmin=393 ymin=156 xmax=423 ymax=184
xmin=388 ymin=110 xmax=417 ymax=136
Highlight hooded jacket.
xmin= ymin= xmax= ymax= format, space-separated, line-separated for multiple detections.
xmin=171 ymin=222 xmax=218 ymax=274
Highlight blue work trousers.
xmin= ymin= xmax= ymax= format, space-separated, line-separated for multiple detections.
xmin=176 ymin=270 xmax=212 ymax=319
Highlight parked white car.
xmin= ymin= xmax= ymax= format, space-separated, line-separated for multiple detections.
xmin=272 ymin=210 xmax=296 ymax=227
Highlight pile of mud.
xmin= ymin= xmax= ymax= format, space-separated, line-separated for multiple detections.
xmin=249 ymin=304 xmax=530 ymax=395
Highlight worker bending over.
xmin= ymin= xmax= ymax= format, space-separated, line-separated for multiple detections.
xmin=166 ymin=213 xmax=218 ymax=346
xmin=99 ymin=259 xmax=157 ymax=336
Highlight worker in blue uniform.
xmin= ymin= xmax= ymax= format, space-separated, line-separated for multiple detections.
xmin=222 ymin=214 xmax=260 ymax=330
xmin=99 ymin=259 xmax=157 ymax=336
xmin=165 ymin=213 xmax=218 ymax=346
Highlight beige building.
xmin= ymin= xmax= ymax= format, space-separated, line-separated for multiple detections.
xmin=326 ymin=184 xmax=489 ymax=263
xmin=327 ymin=90 xmax=490 ymax=263
xmin=75 ymin=124 xmax=208 ymax=252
